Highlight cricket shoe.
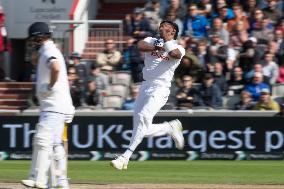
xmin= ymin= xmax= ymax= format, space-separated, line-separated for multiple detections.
xmin=21 ymin=179 xmax=48 ymax=189
xmin=168 ymin=119 xmax=185 ymax=150
xmin=56 ymin=178 xmax=70 ymax=189
xmin=110 ymin=155 xmax=128 ymax=170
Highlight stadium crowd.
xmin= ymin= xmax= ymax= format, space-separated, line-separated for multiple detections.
xmin=29 ymin=0 xmax=284 ymax=111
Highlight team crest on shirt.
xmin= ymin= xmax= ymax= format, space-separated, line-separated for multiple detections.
xmin=151 ymin=51 xmax=170 ymax=61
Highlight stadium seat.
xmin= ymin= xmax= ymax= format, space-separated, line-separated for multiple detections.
xmin=272 ymin=84 xmax=284 ymax=97
xmin=111 ymin=71 xmax=132 ymax=86
xmin=106 ymin=84 xmax=128 ymax=98
xmin=223 ymin=95 xmax=240 ymax=110
xmin=102 ymin=95 xmax=123 ymax=109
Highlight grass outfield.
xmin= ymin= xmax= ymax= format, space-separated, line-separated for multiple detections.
xmin=0 ymin=160 xmax=283 ymax=185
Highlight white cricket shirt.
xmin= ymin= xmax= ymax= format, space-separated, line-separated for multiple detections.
xmin=142 ymin=37 xmax=185 ymax=87
xmin=36 ymin=40 xmax=74 ymax=114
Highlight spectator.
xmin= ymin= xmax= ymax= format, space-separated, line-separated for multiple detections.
xmin=262 ymin=52 xmax=279 ymax=85
xmin=124 ymin=8 xmax=153 ymax=39
xmin=195 ymin=39 xmax=210 ymax=72
xmin=262 ymin=0 xmax=282 ymax=25
xmin=227 ymin=66 xmax=246 ymax=95
xmin=245 ymin=63 xmax=270 ymax=84
xmin=234 ymin=90 xmax=254 ymax=110
xmin=214 ymin=5 xmax=235 ymax=23
xmin=208 ymin=33 xmax=237 ymax=73
xmin=0 ymin=5 xmax=8 ymax=77
xmin=69 ymin=52 xmax=87 ymax=106
xmin=244 ymin=0 xmax=258 ymax=18
xmin=120 ymin=37 xmax=136 ymax=71
xmin=87 ymin=63 xmax=109 ymax=102
xmin=230 ymin=20 xmax=249 ymax=51
xmin=238 ymin=38 xmax=262 ymax=74
xmin=175 ymin=52 xmax=203 ymax=83
xmin=128 ymin=41 xmax=144 ymax=83
xmin=276 ymin=61 xmax=284 ymax=83
xmin=163 ymin=0 xmax=186 ymax=20
xmin=274 ymin=103 xmax=284 ymax=117
xmin=197 ymin=0 xmax=213 ymax=18
xmin=143 ymin=0 xmax=162 ymax=31
xmin=182 ymin=4 xmax=209 ymax=38
xmin=244 ymin=72 xmax=270 ymax=102
xmin=164 ymin=9 xmax=183 ymax=37
xmin=197 ymin=72 xmax=223 ymax=109
xmin=85 ymin=80 xmax=100 ymax=108
xmin=213 ymin=62 xmax=228 ymax=95
xmin=67 ymin=66 xmax=81 ymax=107
xmin=253 ymin=88 xmax=280 ymax=111
xmin=208 ymin=17 xmax=230 ymax=45
xmin=227 ymin=3 xmax=250 ymax=33
xmin=121 ymin=84 xmax=140 ymax=110
xmin=96 ymin=39 xmax=122 ymax=71
xmin=251 ymin=16 xmax=274 ymax=44
xmin=175 ymin=75 xmax=200 ymax=109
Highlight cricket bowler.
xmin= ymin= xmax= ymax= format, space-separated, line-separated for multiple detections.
xmin=111 ymin=20 xmax=185 ymax=170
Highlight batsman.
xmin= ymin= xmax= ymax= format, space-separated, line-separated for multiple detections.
xmin=21 ymin=22 xmax=74 ymax=189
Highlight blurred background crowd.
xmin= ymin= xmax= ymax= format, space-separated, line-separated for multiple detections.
xmin=1 ymin=0 xmax=284 ymax=112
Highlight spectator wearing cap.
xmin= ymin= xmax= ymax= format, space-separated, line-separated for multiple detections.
xmin=124 ymin=7 xmax=153 ymax=39
xmin=69 ymin=52 xmax=88 ymax=106
xmin=143 ymin=0 xmax=162 ymax=31
xmin=208 ymin=17 xmax=229 ymax=45
xmin=253 ymin=88 xmax=280 ymax=111
xmin=182 ymin=4 xmax=209 ymax=38
xmin=196 ymin=72 xmax=223 ymax=109
xmin=96 ymin=39 xmax=122 ymax=71
xmin=244 ymin=71 xmax=270 ymax=102
xmin=234 ymin=90 xmax=254 ymax=110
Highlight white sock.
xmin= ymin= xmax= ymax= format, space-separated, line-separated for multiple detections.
xmin=122 ymin=148 xmax=134 ymax=160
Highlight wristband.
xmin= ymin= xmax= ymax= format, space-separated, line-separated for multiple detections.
xmin=164 ymin=40 xmax=176 ymax=53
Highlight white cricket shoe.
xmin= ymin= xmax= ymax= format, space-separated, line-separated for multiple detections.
xmin=21 ymin=179 xmax=35 ymax=187
xmin=21 ymin=179 xmax=48 ymax=189
xmin=110 ymin=156 xmax=128 ymax=170
xmin=56 ymin=178 xmax=70 ymax=189
xmin=169 ymin=119 xmax=185 ymax=150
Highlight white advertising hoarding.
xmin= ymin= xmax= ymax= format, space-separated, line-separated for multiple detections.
xmin=1 ymin=0 xmax=73 ymax=38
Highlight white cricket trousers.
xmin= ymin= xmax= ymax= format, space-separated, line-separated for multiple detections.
xmin=127 ymin=80 xmax=172 ymax=153
xmin=29 ymin=111 xmax=66 ymax=184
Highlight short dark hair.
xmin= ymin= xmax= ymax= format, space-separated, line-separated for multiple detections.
xmin=160 ymin=20 xmax=179 ymax=40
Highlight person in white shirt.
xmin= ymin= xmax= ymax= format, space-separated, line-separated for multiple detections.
xmin=111 ymin=20 xmax=185 ymax=170
xmin=21 ymin=22 xmax=74 ymax=189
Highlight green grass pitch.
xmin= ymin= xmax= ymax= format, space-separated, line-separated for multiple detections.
xmin=0 ymin=160 xmax=283 ymax=184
